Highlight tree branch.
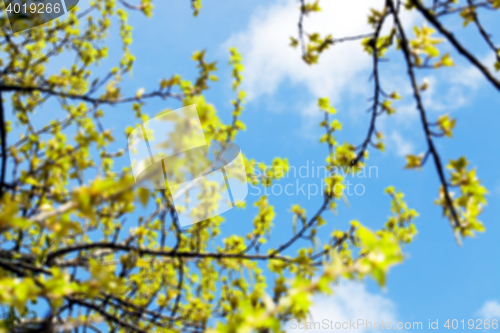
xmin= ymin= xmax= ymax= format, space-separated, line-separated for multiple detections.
xmin=46 ymin=242 xmax=293 ymax=264
xmin=0 ymin=88 xmax=6 ymax=197
xmin=352 ymin=5 xmax=389 ymax=165
xmin=67 ymin=297 xmax=147 ymax=333
xmin=0 ymin=84 xmax=183 ymax=105
xmin=411 ymin=0 xmax=500 ymax=91
xmin=390 ymin=0 xmax=462 ymax=230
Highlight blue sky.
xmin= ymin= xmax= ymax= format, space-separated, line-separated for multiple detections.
xmin=8 ymin=0 xmax=500 ymax=330
xmin=118 ymin=1 xmax=500 ymax=330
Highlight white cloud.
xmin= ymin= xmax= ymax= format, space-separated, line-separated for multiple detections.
xmin=477 ymin=301 xmax=500 ymax=320
xmin=421 ymin=63 xmax=484 ymax=113
xmin=225 ymin=0 xmax=495 ymax=115
xmin=224 ymin=0 xmax=496 ymax=152
xmin=287 ymin=281 xmax=399 ymax=332
xmin=225 ymin=0 xmax=417 ymax=103
xmin=388 ymin=131 xmax=414 ymax=157
xmin=223 ymin=0 xmax=420 ymax=143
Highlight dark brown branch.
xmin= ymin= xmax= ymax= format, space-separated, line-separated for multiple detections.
xmin=46 ymin=242 xmax=293 ymax=263
xmin=118 ymin=0 xmax=142 ymax=10
xmin=298 ymin=0 xmax=307 ymax=57
xmin=352 ymin=5 xmax=389 ymax=165
xmin=0 ymin=84 xmax=182 ymax=105
xmin=67 ymin=297 xmax=147 ymax=333
xmin=270 ymin=197 xmax=330 ymax=257
xmin=169 ymin=258 xmax=184 ymax=325
xmin=436 ymin=1 xmax=493 ymax=16
xmin=390 ymin=0 xmax=462 ymax=230
xmin=466 ymin=0 xmax=498 ymax=53
xmin=411 ymin=0 xmax=500 ymax=91
xmin=0 ymin=88 xmax=6 ymax=196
